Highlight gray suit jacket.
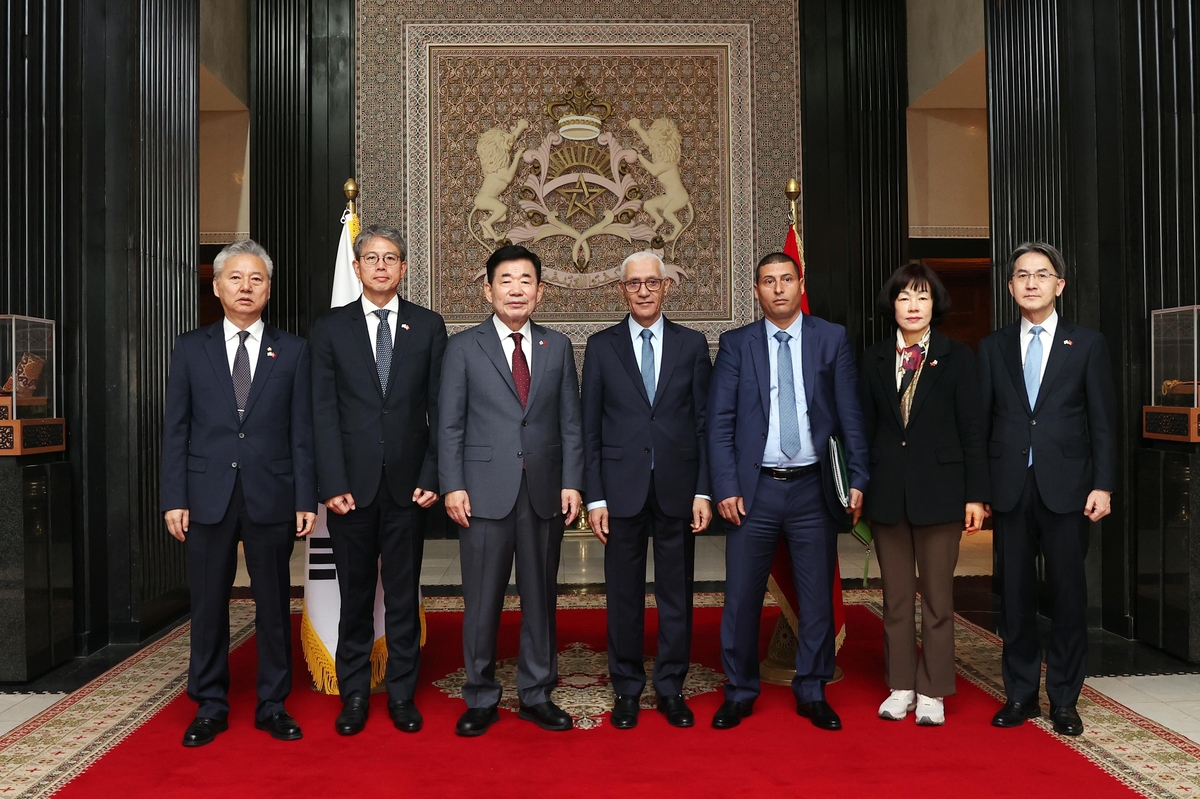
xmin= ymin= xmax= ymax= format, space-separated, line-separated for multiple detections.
xmin=439 ymin=317 xmax=584 ymax=520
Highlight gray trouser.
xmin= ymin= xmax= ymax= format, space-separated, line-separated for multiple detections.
xmin=458 ymin=475 xmax=563 ymax=708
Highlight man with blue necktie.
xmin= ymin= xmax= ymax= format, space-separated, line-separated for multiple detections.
xmin=978 ymin=242 xmax=1117 ymax=737
xmin=706 ymin=252 xmax=868 ymax=730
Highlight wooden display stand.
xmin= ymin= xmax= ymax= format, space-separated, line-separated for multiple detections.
xmin=0 ymin=406 xmax=66 ymax=455
xmin=1143 ymin=406 xmax=1200 ymax=443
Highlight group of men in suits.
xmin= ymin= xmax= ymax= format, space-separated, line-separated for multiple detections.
xmin=160 ymin=231 xmax=1115 ymax=744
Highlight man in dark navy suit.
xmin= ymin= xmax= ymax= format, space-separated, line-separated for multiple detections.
xmin=581 ymin=251 xmax=712 ymax=730
xmin=161 ymin=239 xmax=317 ymax=747
xmin=979 ymin=242 xmax=1117 ymax=737
xmin=706 ymin=252 xmax=868 ymax=731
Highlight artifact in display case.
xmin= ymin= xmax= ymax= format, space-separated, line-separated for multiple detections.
xmin=1145 ymin=305 xmax=1200 ymax=442
xmin=0 ymin=315 xmax=65 ymax=455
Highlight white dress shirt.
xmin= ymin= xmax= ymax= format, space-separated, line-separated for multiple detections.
xmin=362 ymin=293 xmax=400 ymax=356
xmin=762 ymin=315 xmax=818 ymax=468
xmin=491 ymin=314 xmax=533 ymax=369
xmin=223 ymin=317 xmax=264 ymax=381
xmin=1019 ymin=310 xmax=1059 ymax=383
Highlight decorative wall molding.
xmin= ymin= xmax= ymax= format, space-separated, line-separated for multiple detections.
xmin=198 ymin=231 xmax=250 ymax=244
xmin=909 ymin=225 xmax=989 ymax=239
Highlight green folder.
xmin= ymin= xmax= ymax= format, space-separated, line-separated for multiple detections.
xmin=828 ymin=436 xmax=873 ymax=586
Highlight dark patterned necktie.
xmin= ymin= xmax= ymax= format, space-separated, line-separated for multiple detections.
xmin=511 ymin=332 xmax=530 ymax=408
xmin=233 ymin=330 xmax=251 ymax=421
xmin=375 ymin=309 xmax=392 ymax=397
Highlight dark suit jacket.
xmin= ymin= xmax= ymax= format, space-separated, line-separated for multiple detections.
xmin=309 ymin=297 xmax=447 ymax=507
xmin=160 ymin=321 xmax=316 ymax=525
xmin=859 ymin=329 xmax=989 ymax=526
xmin=977 ymin=317 xmax=1118 ymax=514
xmin=581 ymin=315 xmax=711 ymax=519
xmin=439 ymin=318 xmax=584 ymax=521
xmin=707 ymin=314 xmax=869 ymax=523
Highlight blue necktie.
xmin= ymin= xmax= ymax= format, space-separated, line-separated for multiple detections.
xmin=775 ymin=330 xmax=801 ymax=459
xmin=375 ymin=309 xmax=392 ymax=397
xmin=640 ymin=328 xmax=656 ymax=404
xmin=1024 ymin=325 xmax=1044 ymax=465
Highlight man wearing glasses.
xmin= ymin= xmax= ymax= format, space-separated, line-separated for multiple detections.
xmin=581 ymin=251 xmax=713 ymax=730
xmin=978 ymin=242 xmax=1117 ymax=737
xmin=309 ymin=224 xmax=447 ymax=736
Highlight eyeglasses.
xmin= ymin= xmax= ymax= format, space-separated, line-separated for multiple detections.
xmin=360 ymin=253 xmax=402 ymax=267
xmin=621 ymin=278 xmax=664 ymax=293
xmin=1011 ymin=269 xmax=1059 ymax=283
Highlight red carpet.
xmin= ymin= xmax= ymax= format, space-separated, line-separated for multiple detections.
xmin=53 ymin=602 xmax=1140 ymax=799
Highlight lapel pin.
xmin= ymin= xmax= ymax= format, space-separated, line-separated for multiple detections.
xmin=266 ymin=347 xmax=277 ymax=358
xmin=539 ymin=340 xmax=546 ymax=346
xmin=1064 ymin=339 xmax=1073 ymax=346
xmin=929 ymin=359 xmax=938 ymax=367
xmin=401 ymin=323 xmax=410 ymax=331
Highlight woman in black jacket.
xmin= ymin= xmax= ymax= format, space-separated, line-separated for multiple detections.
xmin=860 ymin=262 xmax=988 ymax=726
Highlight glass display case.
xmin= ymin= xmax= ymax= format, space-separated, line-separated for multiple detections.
xmin=0 ymin=315 xmax=64 ymax=456
xmin=1146 ymin=306 xmax=1200 ymax=442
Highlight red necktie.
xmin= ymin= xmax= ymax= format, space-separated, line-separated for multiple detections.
xmin=511 ymin=332 xmax=530 ymax=408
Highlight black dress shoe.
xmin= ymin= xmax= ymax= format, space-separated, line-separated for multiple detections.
xmin=611 ymin=695 xmax=640 ymax=729
xmin=182 ymin=716 xmax=227 ymax=747
xmin=255 ymin=711 xmax=302 ymax=741
xmin=797 ymin=700 xmax=842 ymax=730
xmin=335 ymin=696 xmax=370 ymax=736
xmin=711 ymin=700 xmax=753 ymax=729
xmin=656 ymin=694 xmax=695 ymax=728
xmin=1049 ymin=705 xmax=1083 ymax=736
xmin=388 ymin=700 xmax=423 ymax=733
xmin=456 ymin=705 xmax=500 ymax=737
xmin=518 ymin=700 xmax=573 ymax=731
xmin=991 ymin=699 xmax=1041 ymax=728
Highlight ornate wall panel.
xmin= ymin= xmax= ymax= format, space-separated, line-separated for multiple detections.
xmin=356 ymin=4 xmax=801 ymax=343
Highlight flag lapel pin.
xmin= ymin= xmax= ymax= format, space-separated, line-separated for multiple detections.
xmin=401 ymin=323 xmax=410 ymax=331
xmin=267 ymin=347 xmax=277 ymax=358
xmin=929 ymin=359 xmax=938 ymax=367
xmin=539 ymin=340 xmax=546 ymax=346
xmin=1064 ymin=339 xmax=1073 ymax=346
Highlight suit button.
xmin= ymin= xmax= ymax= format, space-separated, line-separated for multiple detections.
xmin=1031 ymin=420 xmax=1037 ymax=425
xmin=522 ymin=420 xmax=528 ymax=426
xmin=901 ymin=441 xmax=907 ymax=447
xmin=518 ymin=451 xmax=523 ymax=457
xmin=238 ymin=432 xmax=245 ymax=439
xmin=651 ymin=414 xmax=656 ymax=420
xmin=754 ymin=463 xmax=760 ymax=469
xmin=382 ymin=409 xmax=389 ymax=415
xmin=378 ymin=438 xmax=384 ymax=444
xmin=762 ymin=433 xmax=767 ymax=439
xmin=1022 ymin=448 xmax=1029 ymax=455
xmin=231 ymin=462 xmax=237 ymax=468
xmin=644 ymin=447 xmax=651 ymax=453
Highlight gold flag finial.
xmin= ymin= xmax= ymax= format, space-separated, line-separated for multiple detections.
xmin=343 ymin=178 xmax=359 ymax=214
xmin=784 ymin=178 xmax=800 ymax=228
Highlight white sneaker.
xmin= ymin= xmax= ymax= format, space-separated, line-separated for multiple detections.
xmin=915 ymin=694 xmax=945 ymax=726
xmin=878 ymin=689 xmax=917 ymax=720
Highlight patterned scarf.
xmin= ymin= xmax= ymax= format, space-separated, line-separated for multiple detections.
xmin=897 ymin=338 xmax=927 ymax=427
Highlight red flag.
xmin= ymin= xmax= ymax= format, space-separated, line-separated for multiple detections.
xmin=767 ymin=223 xmax=848 ymax=653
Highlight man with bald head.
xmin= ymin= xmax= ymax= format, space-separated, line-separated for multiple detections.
xmin=582 ymin=251 xmax=713 ymax=730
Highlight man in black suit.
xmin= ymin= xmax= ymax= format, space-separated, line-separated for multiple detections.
xmin=309 ymin=224 xmax=447 ymax=736
xmin=161 ymin=239 xmax=317 ymax=747
xmin=979 ymin=242 xmax=1118 ymax=736
xmin=582 ymin=251 xmax=712 ymax=730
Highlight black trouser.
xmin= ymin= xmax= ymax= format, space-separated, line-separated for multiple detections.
xmin=328 ymin=471 xmax=424 ymax=704
xmin=995 ymin=468 xmax=1090 ymax=709
xmin=604 ymin=480 xmax=696 ymax=697
xmin=187 ymin=474 xmax=295 ymax=723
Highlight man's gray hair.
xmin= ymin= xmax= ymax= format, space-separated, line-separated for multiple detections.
xmin=213 ymin=239 xmax=274 ymax=280
xmin=619 ymin=250 xmax=666 ymax=281
xmin=354 ymin=224 xmax=408 ymax=261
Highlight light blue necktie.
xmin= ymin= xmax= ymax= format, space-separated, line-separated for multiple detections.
xmin=1024 ymin=325 xmax=1044 ymax=465
xmin=375 ymin=309 xmax=392 ymax=397
xmin=640 ymin=328 xmax=656 ymax=404
xmin=775 ymin=330 xmax=801 ymax=459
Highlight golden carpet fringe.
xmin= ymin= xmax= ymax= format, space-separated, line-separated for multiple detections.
xmin=301 ymin=603 xmax=429 ymax=695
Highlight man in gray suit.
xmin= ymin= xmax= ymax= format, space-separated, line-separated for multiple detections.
xmin=440 ymin=244 xmax=584 ymax=736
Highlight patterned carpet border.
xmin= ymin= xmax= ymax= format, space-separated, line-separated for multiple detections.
xmin=3 ymin=593 xmax=1200 ymax=797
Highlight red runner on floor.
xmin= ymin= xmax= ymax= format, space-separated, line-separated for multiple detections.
xmin=56 ymin=603 xmax=1139 ymax=799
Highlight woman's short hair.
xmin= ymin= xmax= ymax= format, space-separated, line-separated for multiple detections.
xmin=876 ymin=262 xmax=952 ymax=328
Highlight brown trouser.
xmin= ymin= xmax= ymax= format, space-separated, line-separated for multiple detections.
xmin=872 ymin=517 xmax=961 ymax=697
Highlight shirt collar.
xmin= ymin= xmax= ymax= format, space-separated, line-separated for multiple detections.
xmin=361 ymin=293 xmax=400 ymax=317
xmin=627 ymin=313 xmax=665 ymax=342
xmin=1020 ymin=309 xmax=1058 ymax=338
xmin=491 ymin=314 xmax=532 ymax=343
xmin=895 ymin=326 xmax=931 ymax=352
xmin=223 ymin=317 xmax=264 ymax=342
xmin=765 ymin=312 xmax=804 ymax=341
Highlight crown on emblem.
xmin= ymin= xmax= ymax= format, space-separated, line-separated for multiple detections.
xmin=545 ymin=77 xmax=612 ymax=141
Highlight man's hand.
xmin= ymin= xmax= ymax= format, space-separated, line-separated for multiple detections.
xmin=964 ymin=502 xmax=985 ymax=533
xmin=1084 ymin=489 xmax=1112 ymax=522
xmin=983 ymin=503 xmax=993 ymax=519
xmin=295 ymin=511 xmax=317 ymax=538
xmin=325 ymin=493 xmax=356 ymax=515
xmin=445 ymin=490 xmax=472 ymax=528
xmin=164 ymin=509 xmax=189 ymax=542
xmin=718 ymin=496 xmax=745 ymax=526
xmin=847 ymin=488 xmax=864 ymax=526
xmin=562 ymin=489 xmax=582 ymax=526
xmin=412 ymin=488 xmax=439 ymax=509
xmin=691 ymin=497 xmax=712 ymax=533
xmin=588 ymin=507 xmax=610 ymax=544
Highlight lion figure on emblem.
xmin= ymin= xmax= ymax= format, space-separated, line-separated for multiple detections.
xmin=628 ymin=117 xmax=694 ymax=252
xmin=470 ymin=119 xmax=530 ymax=245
